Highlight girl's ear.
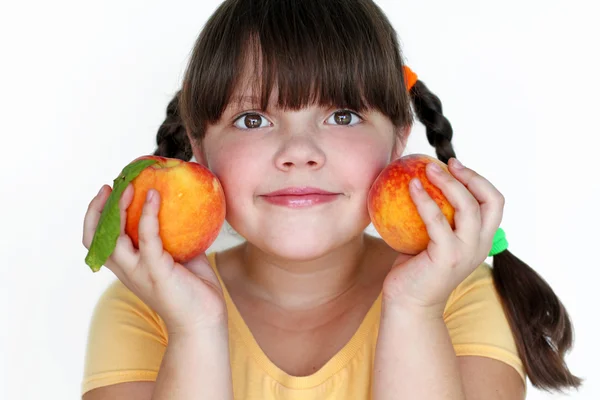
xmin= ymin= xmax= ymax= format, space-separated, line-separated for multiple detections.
xmin=391 ymin=125 xmax=411 ymax=160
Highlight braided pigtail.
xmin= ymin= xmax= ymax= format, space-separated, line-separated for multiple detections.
xmin=409 ymin=80 xmax=456 ymax=164
xmin=153 ymin=90 xmax=193 ymax=161
xmin=408 ymin=75 xmax=582 ymax=392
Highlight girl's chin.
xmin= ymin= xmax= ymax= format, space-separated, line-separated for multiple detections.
xmin=253 ymin=231 xmax=361 ymax=261
xmin=226 ymin=215 xmax=371 ymax=260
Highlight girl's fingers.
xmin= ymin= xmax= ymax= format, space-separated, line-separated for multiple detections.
xmin=83 ymin=184 xmax=139 ymax=274
xmin=102 ymin=239 xmax=137 ymax=285
xmin=409 ymin=177 xmax=455 ymax=261
xmin=183 ymin=253 xmax=222 ymax=291
xmin=448 ymin=158 xmax=505 ymax=246
xmin=137 ymin=189 xmax=173 ymax=282
xmin=108 ymin=234 xmax=140 ymax=274
xmin=119 ymin=184 xmax=134 ymax=235
xmin=82 ymin=185 xmax=109 ymax=249
xmin=425 ymin=161 xmax=481 ymax=248
xmin=111 ymin=184 xmax=140 ymax=272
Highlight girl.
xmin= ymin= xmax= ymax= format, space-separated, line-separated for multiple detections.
xmin=81 ymin=0 xmax=581 ymax=399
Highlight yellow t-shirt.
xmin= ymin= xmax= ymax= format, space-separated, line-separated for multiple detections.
xmin=81 ymin=252 xmax=526 ymax=399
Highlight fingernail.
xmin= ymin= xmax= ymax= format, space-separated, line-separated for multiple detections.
xmin=452 ymin=158 xmax=464 ymax=169
xmin=146 ymin=190 xmax=154 ymax=203
xmin=411 ymin=178 xmax=423 ymax=191
xmin=98 ymin=186 xmax=105 ymax=196
xmin=428 ymin=162 xmax=442 ymax=174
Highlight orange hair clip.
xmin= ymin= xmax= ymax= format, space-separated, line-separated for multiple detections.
xmin=403 ymin=65 xmax=418 ymax=91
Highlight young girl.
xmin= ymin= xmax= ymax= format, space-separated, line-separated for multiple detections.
xmin=81 ymin=0 xmax=581 ymax=398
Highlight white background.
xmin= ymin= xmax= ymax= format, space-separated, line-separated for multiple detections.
xmin=1 ymin=0 xmax=598 ymax=398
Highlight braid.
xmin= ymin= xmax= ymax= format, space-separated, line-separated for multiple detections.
xmin=153 ymin=90 xmax=193 ymax=161
xmin=409 ymin=80 xmax=456 ymax=164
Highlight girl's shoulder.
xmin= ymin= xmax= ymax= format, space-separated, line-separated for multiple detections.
xmin=445 ymin=261 xmax=495 ymax=312
xmin=442 ymin=261 xmax=526 ymax=383
xmin=456 ymin=262 xmax=494 ymax=290
xmin=82 ymin=279 xmax=168 ymax=396
xmin=89 ymin=278 xmax=168 ymax=338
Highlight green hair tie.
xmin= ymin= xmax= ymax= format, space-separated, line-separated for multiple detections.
xmin=489 ymin=227 xmax=508 ymax=257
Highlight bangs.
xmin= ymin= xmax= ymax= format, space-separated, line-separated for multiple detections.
xmin=180 ymin=0 xmax=413 ymax=139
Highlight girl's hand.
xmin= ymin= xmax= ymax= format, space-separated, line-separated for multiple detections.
xmin=382 ymin=158 xmax=505 ymax=317
xmin=82 ymin=183 xmax=227 ymax=335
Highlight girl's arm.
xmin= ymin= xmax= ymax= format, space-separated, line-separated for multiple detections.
xmin=152 ymin=325 xmax=234 ymax=400
xmin=83 ymin=182 xmax=234 ymax=399
xmin=83 ymin=325 xmax=234 ymax=400
xmin=373 ymin=305 xmax=465 ymax=400
xmin=372 ymin=303 xmax=525 ymax=400
xmin=372 ymin=158 xmax=525 ymax=398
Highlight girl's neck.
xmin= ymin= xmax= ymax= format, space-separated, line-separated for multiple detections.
xmin=236 ymin=234 xmax=380 ymax=311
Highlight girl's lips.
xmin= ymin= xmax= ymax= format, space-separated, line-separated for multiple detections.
xmin=263 ymin=187 xmax=337 ymax=196
xmin=260 ymin=193 xmax=341 ymax=208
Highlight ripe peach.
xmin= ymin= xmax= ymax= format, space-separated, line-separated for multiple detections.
xmin=368 ymin=154 xmax=455 ymax=254
xmin=125 ymin=155 xmax=226 ymax=263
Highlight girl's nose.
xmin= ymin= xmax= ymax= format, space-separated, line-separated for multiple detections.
xmin=273 ymin=135 xmax=326 ymax=171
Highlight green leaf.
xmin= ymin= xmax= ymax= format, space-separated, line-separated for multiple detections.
xmin=85 ymin=158 xmax=159 ymax=272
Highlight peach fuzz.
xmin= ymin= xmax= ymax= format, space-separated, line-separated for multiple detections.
xmin=368 ymin=154 xmax=455 ymax=254
xmin=124 ymin=155 xmax=226 ymax=263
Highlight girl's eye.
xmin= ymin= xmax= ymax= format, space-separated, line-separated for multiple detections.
xmin=233 ymin=113 xmax=271 ymax=129
xmin=326 ymin=110 xmax=362 ymax=126
xmin=233 ymin=110 xmax=361 ymax=129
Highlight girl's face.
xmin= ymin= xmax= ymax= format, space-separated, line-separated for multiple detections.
xmin=196 ymin=86 xmax=407 ymax=261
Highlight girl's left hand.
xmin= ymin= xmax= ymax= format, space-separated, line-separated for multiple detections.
xmin=382 ymin=158 xmax=505 ymax=317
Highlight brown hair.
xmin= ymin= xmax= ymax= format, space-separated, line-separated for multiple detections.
xmin=153 ymin=0 xmax=582 ymax=392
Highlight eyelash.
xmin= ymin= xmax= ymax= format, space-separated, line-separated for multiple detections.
xmin=232 ymin=109 xmax=363 ymax=130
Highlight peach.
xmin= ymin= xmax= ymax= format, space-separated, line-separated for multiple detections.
xmin=125 ymin=155 xmax=226 ymax=263
xmin=367 ymin=154 xmax=455 ymax=254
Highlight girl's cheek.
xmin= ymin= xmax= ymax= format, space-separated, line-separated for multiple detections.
xmin=210 ymin=141 xmax=260 ymax=182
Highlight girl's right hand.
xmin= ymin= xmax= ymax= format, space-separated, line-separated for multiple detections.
xmin=82 ymin=183 xmax=228 ymax=335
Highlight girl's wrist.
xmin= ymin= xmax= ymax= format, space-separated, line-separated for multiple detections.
xmin=381 ymin=296 xmax=445 ymax=323
xmin=153 ymin=318 xmax=233 ymax=400
xmin=165 ymin=313 xmax=230 ymax=340
xmin=167 ymin=320 xmax=230 ymax=343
